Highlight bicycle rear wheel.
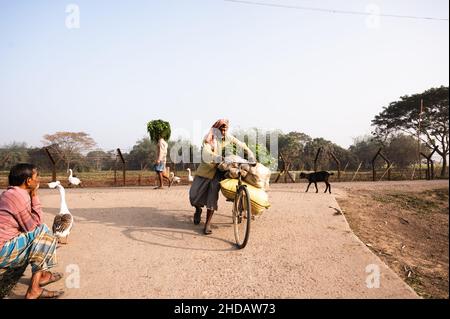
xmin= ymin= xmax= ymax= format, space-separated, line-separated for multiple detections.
xmin=233 ymin=185 xmax=251 ymax=249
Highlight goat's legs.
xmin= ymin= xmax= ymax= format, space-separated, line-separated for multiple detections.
xmin=314 ymin=182 xmax=318 ymax=193
xmin=305 ymin=183 xmax=311 ymax=192
xmin=328 ymin=182 xmax=331 ymax=194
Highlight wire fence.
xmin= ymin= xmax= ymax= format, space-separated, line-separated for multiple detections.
xmin=0 ymin=166 xmax=448 ymax=189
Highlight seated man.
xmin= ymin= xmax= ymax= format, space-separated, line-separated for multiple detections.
xmin=0 ymin=163 xmax=64 ymax=299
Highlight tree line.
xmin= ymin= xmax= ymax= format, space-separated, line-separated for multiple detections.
xmin=0 ymin=86 xmax=448 ymax=177
xmin=0 ymin=132 xmax=436 ymax=174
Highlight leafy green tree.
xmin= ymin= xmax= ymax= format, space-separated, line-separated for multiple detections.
xmin=372 ymin=86 xmax=449 ymax=176
xmin=127 ymin=138 xmax=156 ymax=170
xmin=349 ymin=136 xmax=385 ymax=170
xmin=278 ymin=131 xmax=311 ymax=170
xmin=330 ymin=144 xmax=359 ymax=171
xmin=302 ymin=138 xmax=334 ymax=171
xmin=0 ymin=142 xmax=29 ymax=170
xmin=385 ymin=134 xmax=420 ymax=169
xmin=86 ymin=150 xmax=115 ymax=171
xmin=28 ymin=147 xmax=53 ymax=171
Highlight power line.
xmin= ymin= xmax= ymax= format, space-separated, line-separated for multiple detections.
xmin=224 ymin=0 xmax=449 ymax=21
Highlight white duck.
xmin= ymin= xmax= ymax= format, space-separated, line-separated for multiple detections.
xmin=186 ymin=168 xmax=194 ymax=183
xmin=169 ymin=172 xmax=181 ymax=184
xmin=68 ymin=169 xmax=82 ymax=187
xmin=48 ymin=181 xmax=74 ymax=244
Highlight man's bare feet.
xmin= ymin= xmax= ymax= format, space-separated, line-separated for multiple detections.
xmin=204 ymin=224 xmax=212 ymax=235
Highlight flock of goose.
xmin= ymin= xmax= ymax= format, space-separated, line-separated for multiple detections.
xmin=48 ymin=168 xmax=195 ymax=244
xmin=170 ymin=168 xmax=194 ymax=184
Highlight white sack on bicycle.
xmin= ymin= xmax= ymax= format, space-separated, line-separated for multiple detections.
xmin=243 ymin=163 xmax=271 ymax=190
xmin=218 ymin=155 xmax=270 ymax=190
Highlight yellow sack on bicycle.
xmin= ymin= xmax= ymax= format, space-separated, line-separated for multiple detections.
xmin=220 ymin=178 xmax=270 ymax=215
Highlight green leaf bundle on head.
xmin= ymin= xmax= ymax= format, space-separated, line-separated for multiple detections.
xmin=147 ymin=120 xmax=171 ymax=142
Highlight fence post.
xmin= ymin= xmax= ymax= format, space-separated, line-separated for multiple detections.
xmin=372 ymin=148 xmax=381 ymax=181
xmin=379 ymin=164 xmax=393 ymax=182
xmin=44 ymin=147 xmax=57 ymax=182
xmin=274 ymin=152 xmax=295 ymax=183
xmin=114 ymin=155 xmax=117 ymax=186
xmin=342 ymin=162 xmax=349 ymax=174
xmin=420 ymin=153 xmax=430 ymax=180
xmin=378 ymin=151 xmax=392 ymax=181
xmin=314 ymin=147 xmax=322 ymax=172
xmin=411 ymin=164 xmax=416 ymax=180
xmin=117 ymin=148 xmax=126 ymax=186
xmin=351 ymin=162 xmax=363 ymax=182
xmin=329 ymin=151 xmax=341 ymax=181
xmin=429 ymin=146 xmax=439 ymax=180
xmin=420 ymin=146 xmax=439 ymax=180
xmin=372 ymin=148 xmax=391 ymax=181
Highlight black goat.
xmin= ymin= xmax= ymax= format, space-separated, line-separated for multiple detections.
xmin=299 ymin=171 xmax=334 ymax=194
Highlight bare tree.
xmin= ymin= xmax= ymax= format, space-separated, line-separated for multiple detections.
xmin=42 ymin=132 xmax=96 ymax=170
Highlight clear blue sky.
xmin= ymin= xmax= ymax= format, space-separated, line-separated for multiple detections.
xmin=0 ymin=0 xmax=448 ymax=151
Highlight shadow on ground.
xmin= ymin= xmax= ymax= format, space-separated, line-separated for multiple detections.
xmin=45 ymin=207 xmax=237 ymax=252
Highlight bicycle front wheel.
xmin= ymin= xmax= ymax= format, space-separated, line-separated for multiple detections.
xmin=233 ymin=185 xmax=251 ymax=249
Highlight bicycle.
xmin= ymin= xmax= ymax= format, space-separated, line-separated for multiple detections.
xmin=226 ymin=161 xmax=257 ymax=249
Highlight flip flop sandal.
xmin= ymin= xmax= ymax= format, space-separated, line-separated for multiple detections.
xmin=193 ymin=209 xmax=202 ymax=225
xmin=40 ymin=272 xmax=63 ymax=287
xmin=37 ymin=288 xmax=64 ymax=299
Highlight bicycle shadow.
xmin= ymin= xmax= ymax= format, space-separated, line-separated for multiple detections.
xmin=44 ymin=207 xmax=237 ymax=252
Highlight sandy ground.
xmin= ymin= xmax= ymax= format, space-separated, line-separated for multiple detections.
xmin=334 ymin=180 xmax=449 ymax=299
xmin=5 ymin=183 xmax=419 ymax=299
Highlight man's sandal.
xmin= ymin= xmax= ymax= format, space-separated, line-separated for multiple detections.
xmin=39 ymin=272 xmax=63 ymax=287
xmin=193 ymin=208 xmax=202 ymax=225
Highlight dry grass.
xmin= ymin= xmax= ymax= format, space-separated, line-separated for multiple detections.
xmin=337 ymin=186 xmax=449 ymax=299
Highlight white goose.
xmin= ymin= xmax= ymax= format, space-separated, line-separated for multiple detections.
xmin=186 ymin=168 xmax=194 ymax=183
xmin=169 ymin=172 xmax=181 ymax=184
xmin=68 ymin=169 xmax=82 ymax=187
xmin=48 ymin=181 xmax=74 ymax=244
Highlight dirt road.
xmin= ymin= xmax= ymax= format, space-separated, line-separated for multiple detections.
xmin=6 ymin=183 xmax=418 ymax=298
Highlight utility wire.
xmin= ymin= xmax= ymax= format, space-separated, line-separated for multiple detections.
xmin=224 ymin=0 xmax=449 ymax=21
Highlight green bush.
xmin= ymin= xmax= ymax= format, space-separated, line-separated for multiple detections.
xmin=147 ymin=120 xmax=171 ymax=142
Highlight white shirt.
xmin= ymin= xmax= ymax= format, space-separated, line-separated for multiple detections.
xmin=157 ymin=138 xmax=168 ymax=163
